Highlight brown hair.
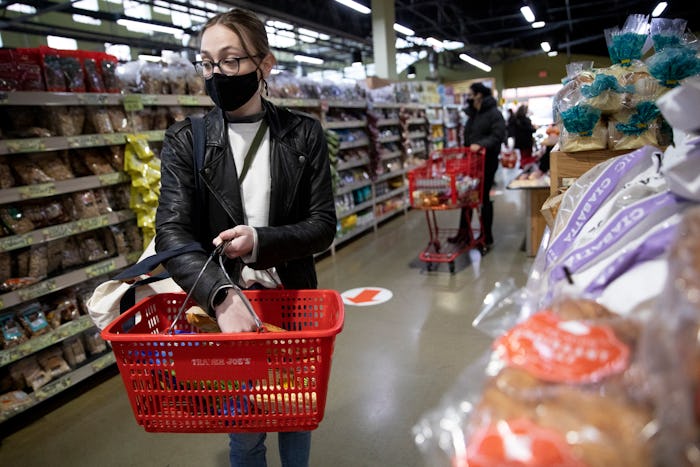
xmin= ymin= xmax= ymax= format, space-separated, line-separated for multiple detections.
xmin=202 ymin=8 xmax=270 ymax=66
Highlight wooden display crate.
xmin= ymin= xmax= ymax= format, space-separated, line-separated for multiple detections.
xmin=549 ymin=149 xmax=630 ymax=196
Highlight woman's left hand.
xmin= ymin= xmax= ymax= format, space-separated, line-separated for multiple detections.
xmin=213 ymin=225 xmax=255 ymax=258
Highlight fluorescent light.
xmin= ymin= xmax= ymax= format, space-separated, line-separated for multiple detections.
xmin=48 ymin=35 xmax=78 ymax=50
xmin=426 ymin=37 xmax=444 ymax=49
xmin=652 ymin=2 xmax=667 ymax=17
xmin=532 ymin=21 xmax=545 ymax=28
xmin=138 ymin=54 xmax=162 ymax=62
xmin=294 ymin=54 xmax=324 ymax=65
xmin=520 ymin=6 xmax=535 ymax=23
xmin=298 ymin=27 xmax=320 ymax=38
xmin=117 ymin=18 xmax=183 ymax=36
xmin=394 ymin=23 xmax=415 ymax=36
xmin=459 ymin=53 xmax=492 ymax=72
xmin=334 ymin=0 xmax=370 ymax=14
xmin=540 ymin=41 xmax=551 ymax=52
xmin=443 ymin=41 xmax=465 ymax=50
xmin=547 ymin=51 xmax=558 ymax=57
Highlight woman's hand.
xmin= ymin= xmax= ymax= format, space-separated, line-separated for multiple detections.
xmin=214 ymin=289 xmax=258 ymax=332
xmin=213 ymin=225 xmax=255 ymax=259
xmin=470 ymin=143 xmax=482 ymax=152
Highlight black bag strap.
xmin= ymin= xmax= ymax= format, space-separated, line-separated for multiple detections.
xmin=113 ymin=242 xmax=205 ymax=280
xmin=119 ymin=271 xmax=171 ymax=314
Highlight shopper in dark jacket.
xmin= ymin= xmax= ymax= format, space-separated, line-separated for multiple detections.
xmin=449 ymin=82 xmax=506 ymax=248
xmin=155 ymin=8 xmax=336 ymax=467
xmin=512 ymin=104 xmax=536 ymax=168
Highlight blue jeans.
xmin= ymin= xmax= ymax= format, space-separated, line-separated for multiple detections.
xmin=228 ymin=431 xmax=311 ymax=467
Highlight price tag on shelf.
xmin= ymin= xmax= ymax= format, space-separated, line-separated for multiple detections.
xmin=77 ymin=93 xmax=109 ymax=105
xmin=18 ymin=183 xmax=57 ymax=200
xmin=123 ymin=94 xmax=144 ymax=112
xmin=76 ymin=215 xmax=109 ymax=231
xmin=98 ymin=172 xmax=129 ymax=186
xmin=103 ymin=133 xmax=126 ymax=145
xmin=68 ymin=134 xmax=103 ymax=148
xmin=85 ymin=259 xmax=117 ymax=278
xmin=17 ymin=279 xmax=57 ymax=301
xmin=177 ymin=95 xmax=200 ymax=106
xmin=6 ymin=138 xmax=45 ymax=153
xmin=141 ymin=94 xmax=158 ymax=106
xmin=0 ymin=234 xmax=34 ymax=252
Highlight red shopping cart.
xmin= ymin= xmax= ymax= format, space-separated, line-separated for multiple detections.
xmin=408 ymin=147 xmax=486 ymax=273
xmin=101 ymin=289 xmax=344 ymax=433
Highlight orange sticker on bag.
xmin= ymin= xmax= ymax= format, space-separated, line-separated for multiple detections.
xmin=494 ymin=312 xmax=629 ymax=384
xmin=461 ymin=418 xmax=586 ymax=467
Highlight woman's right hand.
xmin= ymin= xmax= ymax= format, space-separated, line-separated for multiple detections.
xmin=214 ymin=289 xmax=258 ymax=332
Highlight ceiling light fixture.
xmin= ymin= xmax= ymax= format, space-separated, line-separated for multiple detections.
xmin=407 ymin=65 xmax=416 ymax=78
xmin=117 ymin=18 xmax=183 ymax=36
xmin=426 ymin=37 xmax=444 ymax=49
xmin=540 ymin=41 xmax=551 ymax=52
xmin=520 ymin=5 xmax=535 ymax=23
xmin=294 ymin=54 xmax=324 ymax=65
xmin=334 ymin=0 xmax=370 ymax=14
xmin=652 ymin=2 xmax=668 ymax=17
xmin=459 ymin=53 xmax=492 ymax=72
xmin=532 ymin=21 xmax=545 ymax=29
xmin=547 ymin=51 xmax=558 ymax=57
xmin=394 ymin=23 xmax=415 ymax=36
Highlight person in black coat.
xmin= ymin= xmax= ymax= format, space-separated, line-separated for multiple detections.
xmin=511 ymin=105 xmax=536 ymax=168
xmin=449 ymin=82 xmax=506 ymax=249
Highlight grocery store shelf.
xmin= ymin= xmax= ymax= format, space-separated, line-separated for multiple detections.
xmin=376 ymin=186 xmax=407 ymax=204
xmin=378 ymin=135 xmax=401 ymax=144
xmin=0 ymin=315 xmax=96 ymax=367
xmin=0 ymin=91 xmax=213 ymax=107
xmin=339 ymin=139 xmax=370 ymax=150
xmin=335 ymin=221 xmax=375 ymax=246
xmin=337 ymin=199 xmax=374 ymax=218
xmin=377 ymin=118 xmax=400 ymax=126
xmin=376 ymin=206 xmax=406 ymax=224
xmin=0 ymin=209 xmax=135 ymax=252
xmin=0 ymin=251 xmax=140 ymax=311
xmin=325 ymin=120 xmax=367 ymax=130
xmin=269 ymin=98 xmax=320 ymax=108
xmin=0 ymin=352 xmax=115 ymax=423
xmin=326 ymin=100 xmax=366 ymax=108
xmin=407 ymin=118 xmax=427 ymax=125
xmin=0 ymin=172 xmax=131 ymax=204
xmin=371 ymin=102 xmax=403 ymax=109
xmin=335 ymin=180 xmax=372 ymax=196
xmin=380 ymin=150 xmax=402 ymax=160
xmin=337 ymin=156 xmax=371 ymax=171
xmin=0 ymin=130 xmax=165 ymax=155
xmin=408 ymin=131 xmax=427 ymax=139
xmin=375 ymin=169 xmax=406 ymax=183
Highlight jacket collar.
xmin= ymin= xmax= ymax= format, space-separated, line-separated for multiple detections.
xmin=204 ymin=98 xmax=303 ymax=147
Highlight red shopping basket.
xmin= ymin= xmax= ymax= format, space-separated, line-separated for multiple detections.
xmin=101 ymin=290 xmax=344 ymax=433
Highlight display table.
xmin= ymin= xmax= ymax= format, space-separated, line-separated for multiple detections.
xmin=508 ymin=177 xmax=550 ymax=257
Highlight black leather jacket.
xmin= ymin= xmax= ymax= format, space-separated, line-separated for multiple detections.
xmin=155 ymin=99 xmax=337 ymax=312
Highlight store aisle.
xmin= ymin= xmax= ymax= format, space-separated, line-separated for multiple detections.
xmin=0 ymin=168 xmax=534 ymax=467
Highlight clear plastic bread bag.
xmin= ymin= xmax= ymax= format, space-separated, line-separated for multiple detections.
xmin=646 ymin=18 xmax=700 ymax=91
xmin=415 ymin=297 xmax=659 ymax=467
xmin=635 ymin=205 xmax=700 ymax=466
xmin=608 ymin=101 xmax=661 ymax=150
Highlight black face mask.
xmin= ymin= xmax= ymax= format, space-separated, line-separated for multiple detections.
xmin=205 ymin=69 xmax=260 ymax=111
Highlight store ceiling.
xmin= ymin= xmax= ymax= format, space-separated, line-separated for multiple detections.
xmin=2 ymin=0 xmax=699 ymax=73
xmin=233 ymin=0 xmax=700 ymax=68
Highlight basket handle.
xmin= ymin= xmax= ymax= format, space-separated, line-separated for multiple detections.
xmin=166 ymin=240 xmax=263 ymax=334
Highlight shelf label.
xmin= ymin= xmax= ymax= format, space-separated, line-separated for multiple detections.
xmin=92 ymin=353 xmax=114 ymax=371
xmin=17 ymin=279 xmax=57 ymax=301
xmin=103 ymin=133 xmax=126 ymax=145
xmin=143 ymin=130 xmax=165 ymax=141
xmin=18 ymin=183 xmax=57 ymax=200
xmin=140 ymin=94 xmax=158 ymax=106
xmin=98 ymin=172 xmax=128 ymax=186
xmin=6 ymin=138 xmax=45 ymax=153
xmin=36 ymin=377 xmax=71 ymax=400
xmin=76 ymin=215 xmax=110 ymax=231
xmin=77 ymin=93 xmax=109 ymax=105
xmin=0 ymin=234 xmax=34 ymax=251
xmin=67 ymin=134 xmax=103 ymax=148
xmin=123 ymin=94 xmax=144 ymax=112
xmin=85 ymin=259 xmax=117 ymax=278
xmin=177 ymin=95 xmax=200 ymax=106
xmin=42 ymin=222 xmax=78 ymax=241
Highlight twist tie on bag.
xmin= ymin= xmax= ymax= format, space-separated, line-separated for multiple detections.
xmin=615 ymin=102 xmax=660 ymax=136
xmin=561 ymin=104 xmax=602 ymax=137
xmin=581 ymin=74 xmax=632 ymax=98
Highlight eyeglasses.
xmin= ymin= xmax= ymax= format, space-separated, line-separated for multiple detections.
xmin=192 ymin=55 xmax=262 ymax=78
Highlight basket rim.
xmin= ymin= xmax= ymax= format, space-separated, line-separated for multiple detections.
xmin=101 ymin=289 xmax=345 ymax=343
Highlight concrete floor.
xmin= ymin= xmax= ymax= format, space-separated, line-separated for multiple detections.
xmin=0 ymin=167 xmax=534 ymax=467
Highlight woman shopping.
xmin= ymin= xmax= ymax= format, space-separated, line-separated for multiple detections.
xmin=155 ymin=7 xmax=337 ymax=466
